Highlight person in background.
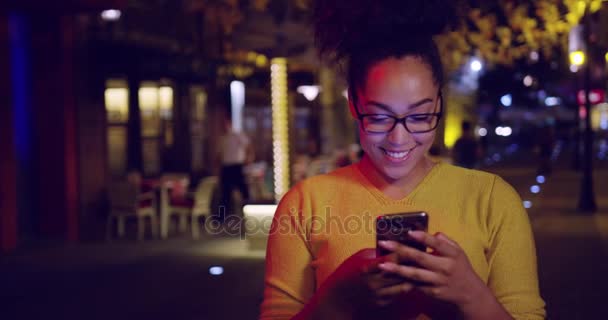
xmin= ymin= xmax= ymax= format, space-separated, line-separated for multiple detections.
xmin=218 ymin=117 xmax=252 ymax=221
xmin=536 ymin=124 xmax=555 ymax=176
xmin=452 ymin=120 xmax=480 ymax=169
xmin=260 ymin=0 xmax=545 ymax=319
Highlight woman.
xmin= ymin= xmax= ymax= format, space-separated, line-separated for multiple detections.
xmin=260 ymin=1 xmax=545 ymax=319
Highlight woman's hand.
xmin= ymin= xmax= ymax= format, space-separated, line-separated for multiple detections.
xmin=293 ymin=248 xmax=418 ymax=320
xmin=376 ymin=231 xmax=509 ymax=319
xmin=322 ymin=249 xmax=414 ymax=309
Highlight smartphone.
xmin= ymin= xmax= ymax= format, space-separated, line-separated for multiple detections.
xmin=376 ymin=211 xmax=429 ymax=257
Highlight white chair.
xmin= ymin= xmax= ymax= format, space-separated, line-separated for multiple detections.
xmin=106 ymin=181 xmax=158 ymax=241
xmin=190 ymin=176 xmax=218 ymax=239
xmin=159 ymin=173 xmax=191 ymax=239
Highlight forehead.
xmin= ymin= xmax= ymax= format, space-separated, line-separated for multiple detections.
xmin=361 ymin=56 xmax=437 ymax=103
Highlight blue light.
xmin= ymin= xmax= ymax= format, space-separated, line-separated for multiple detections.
xmin=10 ymin=14 xmax=32 ymax=161
xmin=530 ymin=185 xmax=540 ymax=194
xmin=500 ymin=94 xmax=513 ymax=107
xmin=536 ymin=176 xmax=546 ymax=184
xmin=209 ymin=266 xmax=224 ymax=276
xmin=523 ymin=201 xmax=532 ymax=209
xmin=470 ymin=59 xmax=483 ymax=72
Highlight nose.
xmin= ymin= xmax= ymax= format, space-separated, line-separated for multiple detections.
xmin=386 ymin=121 xmax=413 ymax=145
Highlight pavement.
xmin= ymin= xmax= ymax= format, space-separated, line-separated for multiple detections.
xmin=1 ymin=146 xmax=607 ymax=320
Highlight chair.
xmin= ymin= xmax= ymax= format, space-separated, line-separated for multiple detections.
xmin=159 ymin=173 xmax=191 ymax=239
xmin=159 ymin=175 xmax=218 ymax=239
xmin=106 ymin=180 xmax=158 ymax=241
xmin=190 ymin=176 xmax=218 ymax=239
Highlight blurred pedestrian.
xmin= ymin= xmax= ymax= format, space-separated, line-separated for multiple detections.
xmin=218 ymin=117 xmax=252 ymax=221
xmin=452 ymin=120 xmax=480 ymax=169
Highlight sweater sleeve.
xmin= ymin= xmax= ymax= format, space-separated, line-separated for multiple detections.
xmin=259 ymin=185 xmax=315 ymax=319
xmin=486 ymin=177 xmax=546 ymax=320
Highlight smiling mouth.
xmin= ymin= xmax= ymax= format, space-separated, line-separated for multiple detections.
xmin=381 ymin=147 xmax=415 ymax=160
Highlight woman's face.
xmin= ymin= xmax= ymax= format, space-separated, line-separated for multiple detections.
xmin=355 ymin=56 xmax=440 ymax=183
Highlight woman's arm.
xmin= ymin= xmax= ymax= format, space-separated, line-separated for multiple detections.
xmin=260 ymin=186 xmax=412 ymax=319
xmin=483 ymin=177 xmax=546 ymax=319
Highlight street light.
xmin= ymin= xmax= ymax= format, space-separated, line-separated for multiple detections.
xmin=570 ymin=50 xmax=586 ymax=67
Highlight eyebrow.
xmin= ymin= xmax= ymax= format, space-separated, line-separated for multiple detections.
xmin=364 ymin=98 xmax=434 ymax=113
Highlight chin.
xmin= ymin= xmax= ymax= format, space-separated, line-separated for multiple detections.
xmin=382 ymin=166 xmax=415 ymax=182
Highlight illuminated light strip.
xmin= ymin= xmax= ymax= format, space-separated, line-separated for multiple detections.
xmin=243 ymin=204 xmax=278 ymax=219
xmin=271 ymin=58 xmax=289 ymax=202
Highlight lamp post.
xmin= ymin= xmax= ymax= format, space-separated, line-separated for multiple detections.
xmin=570 ymin=50 xmax=584 ymax=171
xmin=577 ymin=4 xmax=597 ymax=213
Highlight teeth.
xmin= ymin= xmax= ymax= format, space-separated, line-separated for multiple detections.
xmin=385 ymin=150 xmax=409 ymax=158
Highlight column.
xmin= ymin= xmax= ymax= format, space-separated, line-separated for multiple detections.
xmin=31 ymin=15 xmax=79 ymax=241
xmin=0 ymin=13 xmax=18 ymax=252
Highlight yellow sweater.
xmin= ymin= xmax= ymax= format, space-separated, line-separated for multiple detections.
xmin=260 ymin=161 xmax=545 ymax=319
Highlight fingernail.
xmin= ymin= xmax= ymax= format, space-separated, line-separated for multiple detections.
xmin=378 ymin=262 xmax=391 ymax=270
xmin=379 ymin=240 xmax=394 ymax=248
xmin=408 ymin=230 xmax=422 ymax=237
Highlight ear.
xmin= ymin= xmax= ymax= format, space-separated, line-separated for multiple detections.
xmin=347 ymin=89 xmax=359 ymax=119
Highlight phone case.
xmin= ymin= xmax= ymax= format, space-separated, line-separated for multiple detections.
xmin=376 ymin=212 xmax=428 ymax=256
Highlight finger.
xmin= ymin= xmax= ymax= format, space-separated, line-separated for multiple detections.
xmin=366 ymin=250 xmax=403 ymax=274
xmin=408 ymin=231 xmax=459 ymax=257
xmin=417 ymin=285 xmax=443 ymax=299
xmin=436 ymin=232 xmax=460 ymax=248
xmin=378 ymin=240 xmax=443 ymax=270
xmin=367 ymin=272 xmax=404 ymax=290
xmin=375 ymin=281 xmax=415 ymax=298
xmin=378 ymin=262 xmax=445 ymax=285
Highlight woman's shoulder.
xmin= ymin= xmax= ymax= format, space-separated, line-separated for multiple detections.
xmin=278 ymin=164 xmax=363 ymax=209
xmin=436 ymin=162 xmax=520 ymax=201
xmin=297 ymin=164 xmax=363 ymax=189
xmin=436 ymin=161 xmax=494 ymax=179
xmin=435 ymin=162 xmax=504 ymax=191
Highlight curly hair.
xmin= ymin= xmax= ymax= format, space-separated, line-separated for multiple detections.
xmin=313 ymin=0 xmax=464 ymax=103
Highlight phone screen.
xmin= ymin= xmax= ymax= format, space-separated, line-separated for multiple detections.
xmin=376 ymin=212 xmax=428 ymax=256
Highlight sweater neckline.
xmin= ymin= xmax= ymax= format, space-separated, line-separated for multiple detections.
xmin=354 ymin=160 xmax=443 ymax=205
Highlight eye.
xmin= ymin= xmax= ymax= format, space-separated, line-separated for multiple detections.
xmin=366 ymin=115 xmax=393 ymax=123
xmin=408 ymin=114 xmax=433 ymax=122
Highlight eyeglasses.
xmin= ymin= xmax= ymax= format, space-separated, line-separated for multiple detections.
xmin=355 ymin=92 xmax=443 ymax=134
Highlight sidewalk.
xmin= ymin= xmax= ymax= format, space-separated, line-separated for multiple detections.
xmin=487 ymin=153 xmax=608 ymax=320
xmin=0 ymin=153 xmax=607 ymax=320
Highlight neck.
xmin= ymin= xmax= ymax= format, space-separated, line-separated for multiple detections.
xmin=359 ymin=155 xmax=435 ymax=199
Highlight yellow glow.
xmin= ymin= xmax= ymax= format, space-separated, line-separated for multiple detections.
xmin=159 ymin=86 xmax=174 ymax=119
xmin=271 ymin=58 xmax=289 ymax=202
xmin=159 ymin=86 xmax=173 ymax=108
xmin=444 ymin=114 xmax=463 ymax=149
xmin=589 ymin=0 xmax=602 ymax=13
xmin=256 ymin=54 xmax=268 ymax=68
xmin=139 ymin=86 xmax=159 ymax=111
xmin=591 ymin=103 xmax=608 ymax=131
xmin=104 ymin=87 xmax=129 ymax=123
xmin=577 ymin=0 xmax=587 ymax=16
xmin=570 ymin=51 xmax=585 ymax=66
xmin=605 ymin=52 xmax=608 ymax=63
